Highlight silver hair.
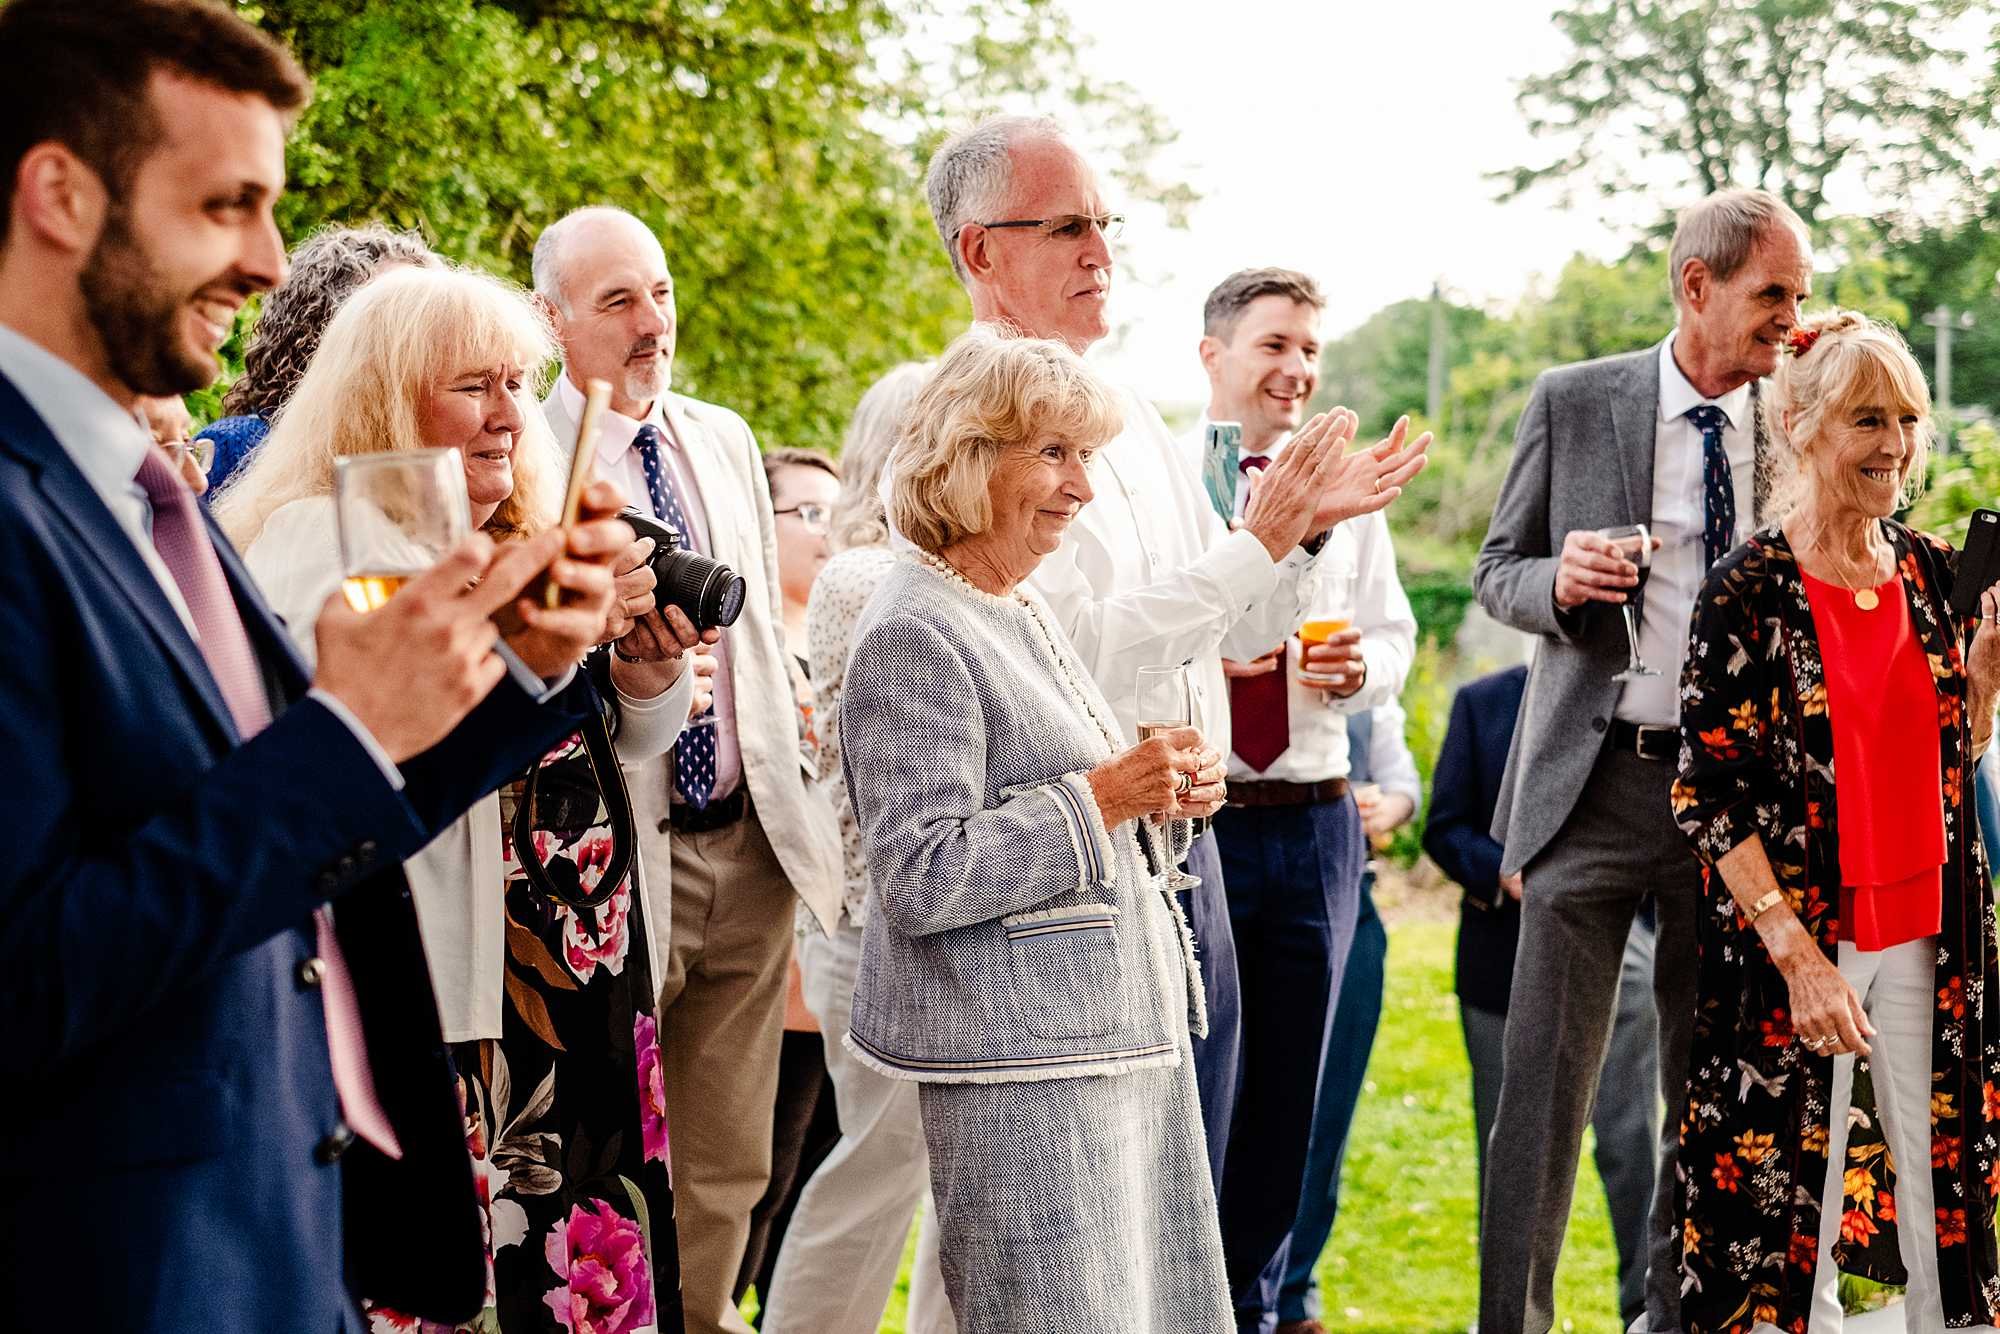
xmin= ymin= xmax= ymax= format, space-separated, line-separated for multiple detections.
xmin=531 ymin=204 xmax=656 ymax=316
xmin=924 ymin=114 xmax=1068 ymax=285
xmin=831 ymin=360 xmax=933 ymax=552
xmin=1667 ymin=188 xmax=1810 ymax=308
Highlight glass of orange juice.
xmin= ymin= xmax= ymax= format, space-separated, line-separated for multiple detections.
xmin=1297 ymin=563 xmax=1359 ymax=692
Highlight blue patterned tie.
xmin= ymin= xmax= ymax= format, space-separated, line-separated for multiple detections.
xmin=1685 ymin=404 xmax=1736 ymax=569
xmin=633 ymin=424 xmax=716 ymax=810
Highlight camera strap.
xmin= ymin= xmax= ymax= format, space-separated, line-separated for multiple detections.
xmin=510 ymin=701 xmax=637 ymax=911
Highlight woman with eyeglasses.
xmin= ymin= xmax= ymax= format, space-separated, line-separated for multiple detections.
xmin=766 ymin=447 xmax=841 ymax=673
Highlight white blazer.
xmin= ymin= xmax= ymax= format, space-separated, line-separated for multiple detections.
xmin=543 ymin=383 xmax=844 ymax=932
xmin=242 ymin=495 xmax=694 ymax=1041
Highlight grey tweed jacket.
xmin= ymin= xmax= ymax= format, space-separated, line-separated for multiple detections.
xmin=839 ymin=555 xmax=1207 ymax=1084
xmin=1473 ymin=341 xmax=1771 ymax=876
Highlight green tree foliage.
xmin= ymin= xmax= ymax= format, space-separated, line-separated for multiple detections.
xmin=1497 ymin=0 xmax=1996 ymax=225
xmin=226 ymin=0 xmax=1181 ymax=450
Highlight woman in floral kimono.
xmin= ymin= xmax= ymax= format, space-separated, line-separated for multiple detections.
xmin=219 ymin=265 xmax=699 ymax=1333
xmin=1674 ymin=309 xmax=2000 ymax=1333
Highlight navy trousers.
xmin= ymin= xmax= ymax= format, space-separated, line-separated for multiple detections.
xmin=1276 ymin=873 xmax=1386 ymax=1323
xmin=1185 ymin=829 xmax=1242 ymax=1195
xmin=1211 ymin=798 xmax=1364 ymax=1332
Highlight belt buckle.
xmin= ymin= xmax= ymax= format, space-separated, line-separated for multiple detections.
xmin=1635 ymin=723 xmax=1676 ymax=759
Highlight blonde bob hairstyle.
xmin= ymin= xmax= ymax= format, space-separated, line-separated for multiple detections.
xmin=1769 ymin=308 xmax=1934 ymax=515
xmin=891 ymin=327 xmax=1123 ymax=553
xmin=213 ymin=264 xmax=561 ymax=550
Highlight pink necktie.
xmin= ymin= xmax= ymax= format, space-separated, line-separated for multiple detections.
xmin=134 ymin=447 xmax=402 ymax=1159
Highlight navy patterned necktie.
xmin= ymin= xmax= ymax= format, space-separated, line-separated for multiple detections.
xmin=633 ymin=423 xmax=716 ymax=810
xmin=1684 ymin=404 xmax=1736 ymax=569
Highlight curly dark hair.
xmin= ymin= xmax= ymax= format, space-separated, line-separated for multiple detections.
xmin=220 ymin=223 xmax=438 ymax=419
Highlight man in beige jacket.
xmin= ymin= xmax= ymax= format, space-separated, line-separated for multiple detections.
xmin=535 ymin=205 xmax=842 ymax=1334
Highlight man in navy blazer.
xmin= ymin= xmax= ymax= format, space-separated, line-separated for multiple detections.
xmin=0 ymin=2 xmax=634 ymax=1328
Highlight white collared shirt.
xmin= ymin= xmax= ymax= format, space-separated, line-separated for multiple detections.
xmin=1616 ymin=334 xmax=1756 ymax=725
xmin=556 ymin=372 xmax=741 ymax=799
xmin=1362 ymin=696 xmax=1424 ymax=811
xmin=0 ymin=321 xmax=403 ymax=783
xmin=1184 ymin=416 xmax=1417 ymax=781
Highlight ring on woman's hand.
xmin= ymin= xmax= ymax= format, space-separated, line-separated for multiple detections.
xmin=1174 ymin=771 xmax=1193 ymax=798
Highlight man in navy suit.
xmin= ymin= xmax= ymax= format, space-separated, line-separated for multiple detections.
xmin=0 ymin=2 xmax=635 ymax=1328
xmin=1424 ymin=663 xmax=1661 ymax=1328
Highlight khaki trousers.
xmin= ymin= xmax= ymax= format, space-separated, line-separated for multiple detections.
xmin=660 ymin=804 xmax=796 ymax=1334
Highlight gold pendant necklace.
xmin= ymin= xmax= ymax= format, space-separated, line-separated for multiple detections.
xmin=1853 ymin=587 xmax=1880 ymax=611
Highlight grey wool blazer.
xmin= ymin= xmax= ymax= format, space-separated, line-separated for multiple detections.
xmin=1472 ymin=341 xmax=1772 ymax=877
xmin=839 ymin=555 xmax=1208 ymax=1084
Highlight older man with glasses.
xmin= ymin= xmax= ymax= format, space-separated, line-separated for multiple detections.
xmin=915 ymin=113 xmax=1428 ymax=1331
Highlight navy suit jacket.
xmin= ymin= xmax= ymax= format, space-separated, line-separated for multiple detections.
xmin=0 ymin=371 xmax=595 ymax=1329
xmin=1423 ymin=665 xmax=1526 ymax=1015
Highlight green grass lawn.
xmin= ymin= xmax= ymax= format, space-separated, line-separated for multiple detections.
xmin=791 ymin=917 xmax=1627 ymax=1333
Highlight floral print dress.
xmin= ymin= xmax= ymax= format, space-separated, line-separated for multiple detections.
xmin=1672 ymin=523 xmax=2000 ymax=1333
xmin=372 ymin=727 xmax=680 ymax=1334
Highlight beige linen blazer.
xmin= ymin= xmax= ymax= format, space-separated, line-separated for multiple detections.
xmin=544 ymin=383 xmax=843 ymax=932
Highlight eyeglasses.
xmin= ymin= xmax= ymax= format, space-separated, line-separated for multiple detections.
xmin=960 ymin=213 xmax=1125 ymax=243
xmin=162 ymin=435 xmax=215 ymax=477
xmin=775 ymin=501 xmax=830 ymax=533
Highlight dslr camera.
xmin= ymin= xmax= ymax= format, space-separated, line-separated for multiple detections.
xmin=622 ymin=508 xmax=747 ymax=630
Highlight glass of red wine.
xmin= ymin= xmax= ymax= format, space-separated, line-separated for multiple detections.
xmin=1600 ymin=523 xmax=1658 ymax=681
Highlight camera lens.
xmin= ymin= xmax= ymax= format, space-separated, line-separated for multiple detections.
xmin=622 ymin=508 xmax=746 ymax=630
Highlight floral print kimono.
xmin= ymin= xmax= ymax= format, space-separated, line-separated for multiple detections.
xmin=1672 ymin=523 xmax=2000 ymax=1333
xmin=371 ymin=727 xmax=680 ymax=1334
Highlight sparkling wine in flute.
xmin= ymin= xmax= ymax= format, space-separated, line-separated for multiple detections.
xmin=1137 ymin=720 xmax=1179 ymax=744
xmin=342 ymin=570 xmax=418 ymax=613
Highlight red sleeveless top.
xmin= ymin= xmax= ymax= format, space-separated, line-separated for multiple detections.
xmin=1800 ymin=570 xmax=1945 ymax=951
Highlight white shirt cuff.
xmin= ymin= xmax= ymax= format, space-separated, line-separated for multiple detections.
xmin=307 ymin=686 xmax=406 ymax=791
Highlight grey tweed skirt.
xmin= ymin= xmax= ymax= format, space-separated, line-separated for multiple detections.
xmin=918 ymin=1037 xmax=1232 ymax=1332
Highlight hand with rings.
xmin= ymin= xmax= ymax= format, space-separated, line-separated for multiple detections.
xmin=1968 ymin=581 xmax=2000 ymax=705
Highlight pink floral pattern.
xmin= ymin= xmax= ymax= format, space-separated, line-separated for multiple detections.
xmin=558 ymin=874 xmax=630 ymax=985
xmin=634 ymin=1015 xmax=669 ymax=1167
xmin=542 ymin=1201 xmax=655 ymax=1334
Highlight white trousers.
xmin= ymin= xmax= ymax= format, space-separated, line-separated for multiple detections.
xmin=760 ymin=918 xmax=955 ymax=1334
xmin=1756 ymin=936 xmax=1994 ymax=1334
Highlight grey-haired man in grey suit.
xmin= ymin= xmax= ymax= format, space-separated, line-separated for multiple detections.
xmin=1472 ymin=188 xmax=1813 ymax=1334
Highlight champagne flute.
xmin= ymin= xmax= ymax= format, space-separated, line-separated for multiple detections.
xmin=334 ymin=448 xmax=472 ymax=612
xmin=1600 ymin=522 xmax=1658 ymax=681
xmin=1134 ymin=663 xmax=1201 ymax=891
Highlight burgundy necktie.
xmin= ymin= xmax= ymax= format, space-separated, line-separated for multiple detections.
xmin=134 ymin=447 xmax=402 ymax=1158
xmin=1229 ymin=452 xmax=1289 ymax=773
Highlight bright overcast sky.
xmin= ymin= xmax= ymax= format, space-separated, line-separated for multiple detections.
xmin=1061 ymin=0 xmax=1706 ymax=404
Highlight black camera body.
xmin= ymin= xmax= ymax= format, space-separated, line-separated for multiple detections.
xmin=622 ymin=508 xmax=747 ymax=630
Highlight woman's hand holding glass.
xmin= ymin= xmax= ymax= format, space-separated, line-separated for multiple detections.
xmin=1084 ymin=727 xmax=1226 ymax=828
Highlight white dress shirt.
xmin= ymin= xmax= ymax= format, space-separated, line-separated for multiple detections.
xmin=1184 ymin=417 xmax=1417 ymax=782
xmin=1024 ymin=383 xmax=1323 ymax=758
xmin=0 ymin=322 xmax=403 ymax=783
xmin=1615 ymin=334 xmax=1755 ymax=725
xmin=556 ymin=372 xmax=742 ymax=800
xmin=1362 ymin=695 xmax=1423 ymax=812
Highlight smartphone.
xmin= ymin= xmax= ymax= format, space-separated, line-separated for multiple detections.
xmin=545 ymin=378 xmax=612 ymax=608
xmin=1951 ymin=507 xmax=2000 ymax=619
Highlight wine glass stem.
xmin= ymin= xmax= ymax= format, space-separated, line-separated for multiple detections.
xmin=1621 ymin=604 xmax=1644 ymax=669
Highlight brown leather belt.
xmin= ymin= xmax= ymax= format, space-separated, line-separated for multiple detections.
xmin=1227 ymin=776 xmax=1350 ymax=808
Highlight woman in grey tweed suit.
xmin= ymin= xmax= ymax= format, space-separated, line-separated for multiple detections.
xmin=840 ymin=328 xmax=1235 ymax=1332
